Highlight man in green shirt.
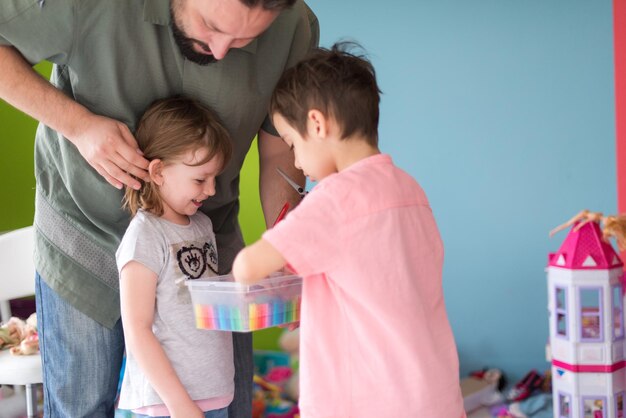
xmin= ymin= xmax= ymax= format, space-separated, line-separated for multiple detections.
xmin=0 ymin=0 xmax=318 ymax=416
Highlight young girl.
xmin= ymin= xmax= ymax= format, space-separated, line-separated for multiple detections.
xmin=116 ymin=96 xmax=234 ymax=418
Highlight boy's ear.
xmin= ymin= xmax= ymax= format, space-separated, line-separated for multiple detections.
xmin=148 ymin=159 xmax=164 ymax=186
xmin=306 ymin=109 xmax=328 ymax=139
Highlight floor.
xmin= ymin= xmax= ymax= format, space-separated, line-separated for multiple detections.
xmin=467 ymin=407 xmax=493 ymax=418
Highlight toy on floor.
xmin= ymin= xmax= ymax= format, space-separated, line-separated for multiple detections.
xmin=253 ymin=374 xmax=299 ymax=418
xmin=461 ymin=368 xmax=504 ymax=412
xmin=0 ymin=313 xmax=39 ymax=355
xmin=470 ymin=368 xmax=507 ymax=391
xmin=491 ymin=393 xmax=553 ymax=418
xmin=490 ymin=405 xmax=516 ymax=418
xmin=505 ymin=369 xmax=545 ymax=402
xmin=265 ymin=366 xmax=294 ymax=388
xmin=547 ymin=210 xmax=626 ymax=418
xmin=251 ymin=329 xmax=301 ymax=417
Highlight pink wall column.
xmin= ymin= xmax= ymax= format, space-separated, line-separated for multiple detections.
xmin=616 ymin=0 xmax=626 ymax=261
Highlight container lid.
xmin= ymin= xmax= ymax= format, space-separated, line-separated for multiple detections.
xmin=184 ymin=272 xmax=302 ymax=293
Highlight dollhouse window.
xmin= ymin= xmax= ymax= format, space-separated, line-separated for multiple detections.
xmin=556 ymin=287 xmax=568 ymax=338
xmin=613 ymin=285 xmax=624 ymax=340
xmin=579 ymin=287 xmax=603 ymax=342
xmin=559 ymin=392 xmax=571 ymax=418
xmin=582 ymin=396 xmax=605 ymax=418
xmin=616 ymin=392 xmax=625 ymax=418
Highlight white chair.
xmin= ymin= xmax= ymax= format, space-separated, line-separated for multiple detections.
xmin=0 ymin=226 xmax=42 ymax=418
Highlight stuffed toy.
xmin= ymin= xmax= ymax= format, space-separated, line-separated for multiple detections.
xmin=0 ymin=313 xmax=39 ymax=355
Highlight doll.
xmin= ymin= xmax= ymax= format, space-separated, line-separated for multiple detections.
xmin=0 ymin=313 xmax=39 ymax=355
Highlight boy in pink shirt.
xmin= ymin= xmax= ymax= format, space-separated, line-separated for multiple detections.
xmin=232 ymin=43 xmax=465 ymax=418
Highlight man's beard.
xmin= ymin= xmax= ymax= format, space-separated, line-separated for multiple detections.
xmin=170 ymin=7 xmax=217 ymax=66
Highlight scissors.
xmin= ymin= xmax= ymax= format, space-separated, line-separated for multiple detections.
xmin=276 ymin=167 xmax=308 ymax=198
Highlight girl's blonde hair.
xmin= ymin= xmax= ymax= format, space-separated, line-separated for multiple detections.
xmin=123 ymin=96 xmax=233 ymax=217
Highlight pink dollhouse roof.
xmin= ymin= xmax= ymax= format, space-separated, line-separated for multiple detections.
xmin=548 ymin=221 xmax=624 ymax=269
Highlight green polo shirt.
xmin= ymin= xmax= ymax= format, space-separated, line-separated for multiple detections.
xmin=0 ymin=0 xmax=318 ymax=328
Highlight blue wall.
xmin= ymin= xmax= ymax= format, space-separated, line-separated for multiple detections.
xmin=312 ymin=0 xmax=617 ymax=382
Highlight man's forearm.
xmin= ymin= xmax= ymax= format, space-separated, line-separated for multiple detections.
xmin=258 ymin=129 xmax=305 ymax=227
xmin=0 ymin=45 xmax=90 ymax=139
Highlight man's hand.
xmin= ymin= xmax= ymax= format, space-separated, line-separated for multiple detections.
xmin=69 ymin=113 xmax=150 ymax=190
xmin=0 ymin=46 xmax=150 ymax=190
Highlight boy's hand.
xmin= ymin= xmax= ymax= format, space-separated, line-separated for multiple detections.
xmin=232 ymin=239 xmax=287 ymax=284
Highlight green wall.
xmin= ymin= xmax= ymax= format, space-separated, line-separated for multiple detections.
xmin=0 ymin=63 xmax=50 ymax=231
xmin=0 ymin=62 xmax=281 ymax=349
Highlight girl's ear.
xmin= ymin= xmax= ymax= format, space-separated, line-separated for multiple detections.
xmin=148 ymin=159 xmax=164 ymax=186
xmin=306 ymin=109 xmax=328 ymax=140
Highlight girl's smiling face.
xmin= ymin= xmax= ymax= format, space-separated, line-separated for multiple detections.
xmin=154 ymin=147 xmax=223 ymax=225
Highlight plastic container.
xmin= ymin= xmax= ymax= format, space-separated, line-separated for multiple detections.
xmin=186 ymin=273 xmax=302 ymax=332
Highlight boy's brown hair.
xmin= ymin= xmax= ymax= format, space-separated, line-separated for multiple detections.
xmin=123 ymin=96 xmax=233 ymax=217
xmin=269 ymin=42 xmax=381 ymax=147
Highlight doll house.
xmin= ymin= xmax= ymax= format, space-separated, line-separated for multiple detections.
xmin=547 ymin=220 xmax=625 ymax=418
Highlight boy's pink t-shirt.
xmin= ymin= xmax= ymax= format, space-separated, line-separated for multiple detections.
xmin=263 ymin=154 xmax=465 ymax=418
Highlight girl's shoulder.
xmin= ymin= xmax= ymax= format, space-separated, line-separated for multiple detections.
xmin=123 ymin=210 xmax=168 ymax=241
xmin=129 ymin=209 xmax=160 ymax=228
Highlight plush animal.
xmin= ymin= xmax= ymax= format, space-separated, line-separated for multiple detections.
xmin=0 ymin=313 xmax=39 ymax=356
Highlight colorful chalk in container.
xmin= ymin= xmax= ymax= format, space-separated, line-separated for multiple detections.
xmin=185 ymin=273 xmax=303 ymax=332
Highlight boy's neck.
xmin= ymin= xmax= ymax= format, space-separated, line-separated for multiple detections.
xmin=334 ymin=134 xmax=380 ymax=172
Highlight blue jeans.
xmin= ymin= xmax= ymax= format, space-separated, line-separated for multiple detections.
xmin=134 ymin=406 xmax=228 ymax=418
xmin=35 ymin=273 xmax=125 ymax=417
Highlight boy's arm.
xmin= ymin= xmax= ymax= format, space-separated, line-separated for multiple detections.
xmin=232 ymin=238 xmax=287 ymax=284
xmin=120 ymin=261 xmax=204 ymax=418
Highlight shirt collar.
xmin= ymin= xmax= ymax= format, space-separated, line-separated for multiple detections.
xmin=143 ymin=0 xmax=258 ymax=54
